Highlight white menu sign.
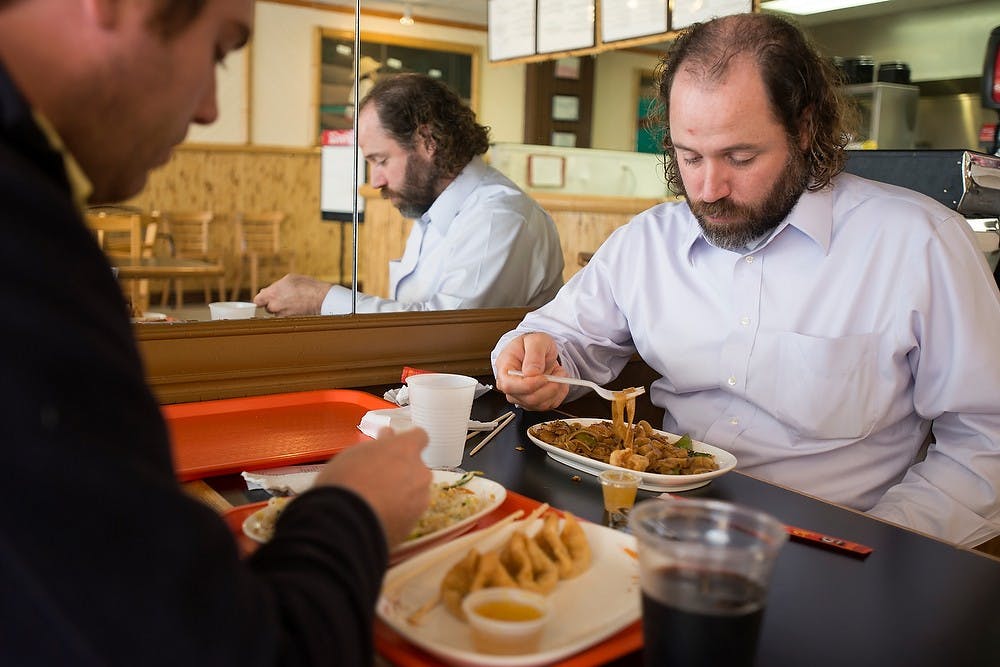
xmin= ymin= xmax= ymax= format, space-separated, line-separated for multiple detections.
xmin=672 ymin=0 xmax=753 ymax=30
xmin=488 ymin=0 xmax=537 ymax=61
xmin=601 ymin=0 xmax=668 ymax=43
xmin=537 ymin=0 xmax=596 ymax=54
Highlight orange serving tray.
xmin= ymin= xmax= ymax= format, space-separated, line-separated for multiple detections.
xmin=222 ymin=491 xmax=643 ymax=666
xmin=164 ymin=389 xmax=395 ymax=481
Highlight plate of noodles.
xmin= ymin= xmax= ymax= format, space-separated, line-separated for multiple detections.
xmin=242 ymin=469 xmax=506 ymax=560
xmin=377 ymin=507 xmax=640 ymax=667
xmin=527 ymin=418 xmax=737 ymax=492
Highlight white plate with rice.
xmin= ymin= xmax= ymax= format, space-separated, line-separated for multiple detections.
xmin=242 ymin=469 xmax=506 ymax=561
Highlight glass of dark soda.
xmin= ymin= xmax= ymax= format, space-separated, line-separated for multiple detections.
xmin=629 ymin=498 xmax=787 ymax=667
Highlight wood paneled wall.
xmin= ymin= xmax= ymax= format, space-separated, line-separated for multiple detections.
xmin=128 ymin=144 xmax=349 ymax=297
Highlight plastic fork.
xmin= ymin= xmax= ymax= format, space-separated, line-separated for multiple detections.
xmin=506 ymin=369 xmax=645 ymax=401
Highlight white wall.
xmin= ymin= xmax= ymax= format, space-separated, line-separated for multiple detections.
xmin=186 ymin=38 xmax=249 ymax=143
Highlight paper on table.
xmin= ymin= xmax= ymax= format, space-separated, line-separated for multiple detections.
xmin=383 ymin=381 xmax=492 ymax=407
xmin=241 ymin=464 xmax=326 ymax=495
xmin=358 ymin=406 xmax=504 ymax=439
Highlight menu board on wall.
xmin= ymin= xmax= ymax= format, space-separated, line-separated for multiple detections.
xmin=600 ymin=0 xmax=668 ymax=43
xmin=672 ymin=0 xmax=753 ymax=30
xmin=537 ymin=0 xmax=596 ymax=54
xmin=488 ymin=0 xmax=537 ymax=62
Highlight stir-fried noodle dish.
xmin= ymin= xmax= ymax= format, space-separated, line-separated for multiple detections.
xmin=529 ymin=389 xmax=719 ymax=475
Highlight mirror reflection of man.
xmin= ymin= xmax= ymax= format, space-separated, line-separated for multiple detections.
xmin=255 ymin=73 xmax=564 ymax=316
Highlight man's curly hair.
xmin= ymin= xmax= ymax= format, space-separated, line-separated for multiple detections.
xmin=359 ymin=73 xmax=490 ymax=179
xmin=653 ymin=13 xmax=857 ymax=194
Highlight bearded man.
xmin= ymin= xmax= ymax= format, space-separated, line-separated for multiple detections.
xmin=492 ymin=12 xmax=1000 ymax=548
xmin=255 ymin=73 xmax=564 ymax=315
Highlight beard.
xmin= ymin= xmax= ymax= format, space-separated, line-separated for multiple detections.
xmin=687 ymin=147 xmax=810 ymax=251
xmin=382 ymin=151 xmax=442 ymax=219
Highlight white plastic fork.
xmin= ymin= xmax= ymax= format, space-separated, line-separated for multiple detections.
xmin=506 ymin=369 xmax=645 ymax=401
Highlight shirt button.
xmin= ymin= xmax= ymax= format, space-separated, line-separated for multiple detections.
xmin=727 ymin=376 xmax=737 ymax=386
xmin=745 ymin=255 xmax=755 ymax=263
xmin=740 ymin=316 xmax=750 ymax=326
xmin=730 ymin=417 xmax=739 ymax=425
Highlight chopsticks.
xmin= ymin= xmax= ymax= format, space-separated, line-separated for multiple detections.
xmin=468 ymin=411 xmax=515 ymax=456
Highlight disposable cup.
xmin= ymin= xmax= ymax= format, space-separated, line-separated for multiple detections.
xmin=209 ymin=301 xmax=257 ymax=320
xmin=629 ymin=498 xmax=787 ymax=667
xmin=405 ymin=373 xmax=477 ymax=468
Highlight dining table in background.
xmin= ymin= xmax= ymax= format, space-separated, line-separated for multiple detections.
xmin=191 ymin=385 xmax=1000 ymax=667
xmin=113 ymin=256 xmax=227 ymax=313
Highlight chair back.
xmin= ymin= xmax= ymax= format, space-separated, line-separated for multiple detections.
xmin=85 ymin=211 xmax=144 ymax=260
xmin=236 ymin=211 xmax=287 ymax=254
xmin=156 ymin=210 xmax=216 ymax=258
xmin=230 ymin=211 xmax=293 ymax=299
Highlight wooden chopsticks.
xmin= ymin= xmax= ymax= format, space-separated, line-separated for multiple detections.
xmin=468 ymin=411 xmax=515 ymax=456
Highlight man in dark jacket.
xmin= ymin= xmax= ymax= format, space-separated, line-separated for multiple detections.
xmin=0 ymin=1 xmax=431 ymax=664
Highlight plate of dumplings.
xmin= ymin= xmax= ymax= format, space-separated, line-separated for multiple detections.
xmin=376 ymin=507 xmax=640 ymax=667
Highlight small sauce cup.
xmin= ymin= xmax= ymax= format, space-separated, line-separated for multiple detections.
xmin=599 ymin=469 xmax=641 ymax=513
xmin=462 ymin=587 xmax=551 ymax=655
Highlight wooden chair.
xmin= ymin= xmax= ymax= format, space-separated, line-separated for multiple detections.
xmin=154 ymin=210 xmax=225 ymax=308
xmin=85 ymin=210 xmax=155 ymax=313
xmin=230 ymin=211 xmax=295 ymax=300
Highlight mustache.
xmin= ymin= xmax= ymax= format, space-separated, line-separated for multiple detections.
xmin=690 ymin=198 xmax=753 ymax=220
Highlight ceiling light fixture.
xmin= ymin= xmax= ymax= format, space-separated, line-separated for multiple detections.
xmin=760 ymin=0 xmax=890 ymax=15
xmin=399 ymin=4 xmax=415 ymax=26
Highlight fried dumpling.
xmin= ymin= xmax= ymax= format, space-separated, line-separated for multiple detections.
xmin=535 ymin=513 xmax=575 ymax=579
xmin=441 ymin=549 xmax=480 ymax=618
xmin=470 ymin=550 xmax=518 ymax=592
xmin=523 ymin=531 xmax=560 ymax=593
xmin=499 ymin=531 xmax=534 ymax=588
xmin=560 ymin=512 xmax=591 ymax=579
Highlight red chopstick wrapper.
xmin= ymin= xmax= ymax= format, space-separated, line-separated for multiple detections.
xmin=784 ymin=525 xmax=873 ymax=559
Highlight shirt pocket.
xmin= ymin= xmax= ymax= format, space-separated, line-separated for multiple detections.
xmin=772 ymin=331 xmax=879 ymax=440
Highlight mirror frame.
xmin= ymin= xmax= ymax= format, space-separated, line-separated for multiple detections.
xmin=136 ymin=308 xmax=529 ymax=404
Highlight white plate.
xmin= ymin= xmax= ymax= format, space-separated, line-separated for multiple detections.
xmin=242 ymin=470 xmax=506 ymax=561
xmin=377 ymin=516 xmax=640 ymax=667
xmin=527 ymin=418 xmax=737 ymax=492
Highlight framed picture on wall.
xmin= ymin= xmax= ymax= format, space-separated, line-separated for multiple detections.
xmin=554 ymin=56 xmax=582 ymax=80
xmin=551 ymin=131 xmax=577 ymax=147
xmin=551 ymin=95 xmax=580 ymax=122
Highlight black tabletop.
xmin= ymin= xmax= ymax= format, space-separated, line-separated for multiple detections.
xmin=206 ymin=386 xmax=1000 ymax=666
xmin=458 ymin=390 xmax=1000 ymax=667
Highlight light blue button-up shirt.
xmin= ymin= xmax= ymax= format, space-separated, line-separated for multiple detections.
xmin=322 ymin=156 xmax=563 ymax=314
xmin=494 ymin=173 xmax=1000 ymax=546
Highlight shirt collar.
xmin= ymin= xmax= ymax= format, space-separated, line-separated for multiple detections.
xmin=32 ymin=111 xmax=93 ymax=213
xmin=423 ymin=155 xmax=488 ymax=234
xmin=681 ymin=184 xmax=835 ymax=260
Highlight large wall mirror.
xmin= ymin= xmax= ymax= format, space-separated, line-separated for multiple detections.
xmin=130 ymin=0 xmax=999 ymax=352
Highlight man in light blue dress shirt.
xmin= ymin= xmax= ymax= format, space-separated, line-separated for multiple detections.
xmin=255 ymin=74 xmax=564 ymax=316
xmin=494 ymin=14 xmax=1000 ymax=547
